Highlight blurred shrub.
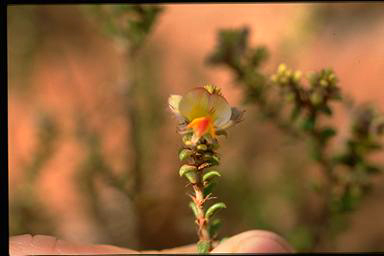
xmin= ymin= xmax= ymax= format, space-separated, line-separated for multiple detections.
xmin=207 ymin=26 xmax=384 ymax=251
xmin=10 ymin=112 xmax=59 ymax=235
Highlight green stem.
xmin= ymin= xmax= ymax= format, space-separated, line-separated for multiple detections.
xmin=192 ymin=177 xmax=212 ymax=250
xmin=308 ymin=127 xmax=337 ymax=251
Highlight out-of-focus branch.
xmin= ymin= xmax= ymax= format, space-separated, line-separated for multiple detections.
xmin=206 ymin=26 xmax=384 ymax=251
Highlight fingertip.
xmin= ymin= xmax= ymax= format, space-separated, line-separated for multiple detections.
xmin=10 ymin=234 xmax=33 ymax=256
xmin=10 ymin=234 xmax=58 ymax=256
xmin=9 ymin=234 xmax=137 ymax=255
xmin=212 ymin=230 xmax=294 ymax=253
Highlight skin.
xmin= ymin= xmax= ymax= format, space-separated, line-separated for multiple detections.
xmin=10 ymin=230 xmax=294 ymax=255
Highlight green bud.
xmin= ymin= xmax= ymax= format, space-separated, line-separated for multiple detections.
xmin=278 ymin=63 xmax=287 ymax=74
xmin=205 ymin=202 xmax=226 ymax=220
xmin=328 ymin=73 xmax=336 ymax=82
xmin=310 ymin=92 xmax=323 ymax=105
xmin=203 ymin=170 xmax=221 ymax=182
xmin=182 ymin=134 xmax=192 ymax=146
xmin=182 ymin=134 xmax=191 ymax=143
xmin=197 ymin=144 xmax=208 ymax=151
xmin=179 ymin=164 xmax=197 ymax=177
xmin=293 ymin=70 xmax=302 ymax=82
xmin=179 ymin=149 xmax=193 ymax=161
xmin=320 ymin=79 xmax=328 ymax=87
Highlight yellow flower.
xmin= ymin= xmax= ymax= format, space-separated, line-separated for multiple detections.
xmin=169 ymin=85 xmax=244 ymax=144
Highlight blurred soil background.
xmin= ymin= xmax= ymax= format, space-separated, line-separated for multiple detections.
xmin=8 ymin=3 xmax=384 ymax=252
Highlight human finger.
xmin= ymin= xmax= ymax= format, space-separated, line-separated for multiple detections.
xmin=211 ymin=230 xmax=294 ymax=253
xmin=9 ymin=234 xmax=137 ymax=256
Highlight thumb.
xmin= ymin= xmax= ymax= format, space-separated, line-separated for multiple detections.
xmin=211 ymin=230 xmax=294 ymax=253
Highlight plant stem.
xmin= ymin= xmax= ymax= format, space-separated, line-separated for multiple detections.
xmin=192 ymin=177 xmax=212 ymax=249
xmin=185 ymin=143 xmax=219 ymax=252
xmin=308 ymin=127 xmax=336 ymax=251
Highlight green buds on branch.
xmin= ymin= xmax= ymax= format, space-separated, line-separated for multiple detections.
xmin=207 ymin=26 xmax=383 ymax=251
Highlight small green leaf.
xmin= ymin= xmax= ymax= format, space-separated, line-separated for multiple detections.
xmin=302 ymin=115 xmax=316 ymax=131
xmin=202 ymin=153 xmax=214 ymax=162
xmin=197 ymin=240 xmax=211 ymax=253
xmin=189 ymin=201 xmax=199 ymax=218
xmin=320 ymin=127 xmax=337 ymax=140
xmin=179 ymin=164 xmax=197 ymax=177
xmin=203 ymin=171 xmax=221 ymax=182
xmin=185 ymin=171 xmax=198 ymax=183
xmin=205 ymin=202 xmax=226 ymax=220
xmin=209 ymin=155 xmax=220 ymax=166
xmin=364 ymin=164 xmax=382 ymax=174
xmin=208 ymin=218 xmax=221 ymax=238
xmin=179 ymin=149 xmax=193 ymax=161
xmin=203 ymin=182 xmax=216 ymax=198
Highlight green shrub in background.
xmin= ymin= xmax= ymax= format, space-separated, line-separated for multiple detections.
xmin=206 ymin=26 xmax=384 ymax=251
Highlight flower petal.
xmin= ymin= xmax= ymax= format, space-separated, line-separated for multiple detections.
xmin=217 ymin=107 xmax=245 ymax=130
xmin=168 ymin=94 xmax=183 ymax=114
xmin=179 ymin=88 xmax=210 ymax=122
xmin=209 ymin=94 xmax=232 ymax=128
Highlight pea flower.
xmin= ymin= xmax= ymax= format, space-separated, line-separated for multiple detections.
xmin=169 ymin=85 xmax=244 ymax=144
xmin=169 ymin=85 xmax=244 ymax=253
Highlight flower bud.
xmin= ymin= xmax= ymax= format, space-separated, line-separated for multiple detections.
xmin=320 ymin=79 xmax=328 ymax=87
xmin=310 ymin=92 xmax=323 ymax=105
xmin=278 ymin=63 xmax=287 ymax=74
xmin=328 ymin=73 xmax=336 ymax=82
xmin=197 ymin=144 xmax=208 ymax=151
xmin=293 ymin=70 xmax=302 ymax=82
xmin=182 ymin=134 xmax=193 ymax=146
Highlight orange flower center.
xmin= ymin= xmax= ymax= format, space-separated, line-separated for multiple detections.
xmin=187 ymin=116 xmax=216 ymax=139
